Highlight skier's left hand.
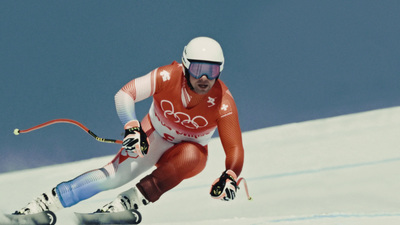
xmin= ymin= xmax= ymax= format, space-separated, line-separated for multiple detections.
xmin=123 ymin=120 xmax=149 ymax=157
xmin=210 ymin=170 xmax=238 ymax=201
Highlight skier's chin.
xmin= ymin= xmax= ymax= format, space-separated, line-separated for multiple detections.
xmin=193 ymin=84 xmax=211 ymax=94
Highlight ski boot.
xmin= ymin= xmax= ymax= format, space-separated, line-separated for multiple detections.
xmin=97 ymin=187 xmax=149 ymax=213
xmin=14 ymin=188 xmax=63 ymax=215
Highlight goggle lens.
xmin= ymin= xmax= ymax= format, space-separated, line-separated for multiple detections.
xmin=188 ymin=61 xmax=221 ymax=80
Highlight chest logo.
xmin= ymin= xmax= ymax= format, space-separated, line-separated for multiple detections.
xmin=207 ymin=97 xmax=216 ymax=107
xmin=160 ymin=100 xmax=208 ymax=129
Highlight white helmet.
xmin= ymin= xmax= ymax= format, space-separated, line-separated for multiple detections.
xmin=182 ymin=37 xmax=224 ymax=72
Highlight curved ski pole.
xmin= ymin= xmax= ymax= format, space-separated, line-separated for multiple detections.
xmin=237 ymin=177 xmax=252 ymax=200
xmin=13 ymin=118 xmax=123 ymax=144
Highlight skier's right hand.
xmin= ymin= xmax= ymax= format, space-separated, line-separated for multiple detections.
xmin=122 ymin=120 xmax=149 ymax=157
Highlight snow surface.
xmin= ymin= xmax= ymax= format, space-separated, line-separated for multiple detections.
xmin=1 ymin=106 xmax=400 ymax=225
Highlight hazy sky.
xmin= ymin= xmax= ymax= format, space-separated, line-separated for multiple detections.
xmin=1 ymin=0 xmax=399 ymax=173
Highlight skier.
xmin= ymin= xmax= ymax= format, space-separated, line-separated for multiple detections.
xmin=14 ymin=36 xmax=245 ymax=215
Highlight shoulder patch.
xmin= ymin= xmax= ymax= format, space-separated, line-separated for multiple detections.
xmin=160 ymin=70 xmax=171 ymax=82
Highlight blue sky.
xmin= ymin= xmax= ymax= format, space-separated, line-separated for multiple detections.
xmin=1 ymin=1 xmax=399 ymax=173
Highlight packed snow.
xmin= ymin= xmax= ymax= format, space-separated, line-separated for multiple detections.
xmin=1 ymin=106 xmax=399 ymax=224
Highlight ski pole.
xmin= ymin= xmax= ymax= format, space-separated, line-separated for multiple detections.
xmin=237 ymin=177 xmax=252 ymax=200
xmin=13 ymin=118 xmax=123 ymax=144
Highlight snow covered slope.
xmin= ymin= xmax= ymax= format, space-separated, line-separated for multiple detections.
xmin=1 ymin=107 xmax=400 ymax=225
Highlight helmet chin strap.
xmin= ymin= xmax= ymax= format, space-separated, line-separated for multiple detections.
xmin=184 ymin=67 xmax=195 ymax=90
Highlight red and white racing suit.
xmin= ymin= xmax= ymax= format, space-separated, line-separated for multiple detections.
xmin=55 ymin=61 xmax=244 ymax=206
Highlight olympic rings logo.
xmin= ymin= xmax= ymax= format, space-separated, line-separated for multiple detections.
xmin=160 ymin=100 xmax=208 ymax=129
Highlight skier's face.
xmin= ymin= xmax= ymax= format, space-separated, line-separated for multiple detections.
xmin=189 ymin=75 xmax=216 ymax=95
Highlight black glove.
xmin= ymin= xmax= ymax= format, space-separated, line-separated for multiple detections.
xmin=210 ymin=170 xmax=238 ymax=201
xmin=123 ymin=120 xmax=149 ymax=157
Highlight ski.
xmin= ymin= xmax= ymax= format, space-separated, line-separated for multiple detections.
xmin=75 ymin=209 xmax=142 ymax=224
xmin=2 ymin=211 xmax=56 ymax=225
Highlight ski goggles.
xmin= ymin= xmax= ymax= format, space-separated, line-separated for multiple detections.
xmin=188 ymin=61 xmax=221 ymax=80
